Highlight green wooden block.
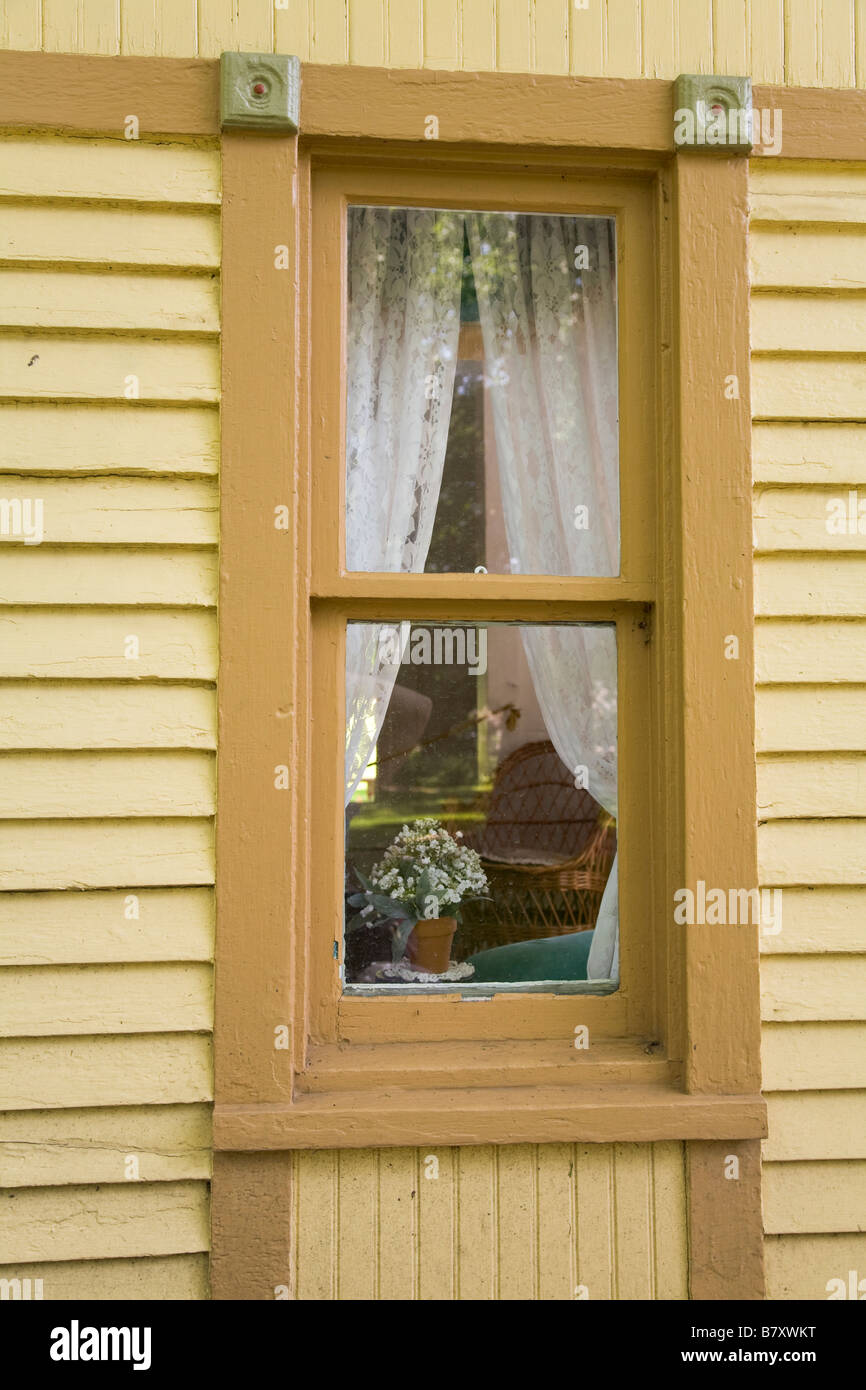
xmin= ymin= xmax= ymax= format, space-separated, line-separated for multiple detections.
xmin=673 ymin=74 xmax=753 ymax=153
xmin=220 ymin=53 xmax=300 ymax=133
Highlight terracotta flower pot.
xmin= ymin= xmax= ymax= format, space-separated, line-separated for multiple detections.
xmin=406 ymin=917 xmax=457 ymax=974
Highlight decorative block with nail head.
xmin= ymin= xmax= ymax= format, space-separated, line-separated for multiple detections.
xmin=220 ymin=52 xmax=300 ymax=132
xmin=673 ymin=74 xmax=753 ymax=153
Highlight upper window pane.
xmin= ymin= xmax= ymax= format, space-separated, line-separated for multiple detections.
xmin=346 ymin=206 xmax=619 ymax=576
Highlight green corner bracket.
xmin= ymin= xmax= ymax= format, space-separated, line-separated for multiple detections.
xmin=673 ymin=74 xmax=753 ymax=153
xmin=220 ymin=52 xmax=300 ymax=132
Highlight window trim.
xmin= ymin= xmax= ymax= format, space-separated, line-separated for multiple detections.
xmin=215 ymin=77 xmax=766 ymax=1160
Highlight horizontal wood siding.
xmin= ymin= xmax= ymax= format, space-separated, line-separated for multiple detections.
xmin=751 ymin=161 xmax=866 ymax=1298
xmin=0 ymin=132 xmax=218 ymax=1300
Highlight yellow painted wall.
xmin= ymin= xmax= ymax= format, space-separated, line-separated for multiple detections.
xmin=751 ymin=162 xmax=866 ymax=1301
xmin=0 ymin=133 xmax=219 ymax=1299
xmin=0 ymin=0 xmax=865 ymax=86
xmin=2 ymin=0 xmax=865 ymax=1302
xmin=292 ymin=1143 xmax=687 ymax=1300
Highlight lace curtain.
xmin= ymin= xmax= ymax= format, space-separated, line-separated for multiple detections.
xmin=344 ymin=208 xmax=463 ymax=802
xmin=344 ymin=207 xmax=621 ymax=982
xmin=466 ymin=213 xmax=620 ymax=981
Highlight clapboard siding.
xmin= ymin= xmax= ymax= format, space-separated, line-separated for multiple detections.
xmin=0 ymin=137 xmax=220 ymax=203
xmin=755 ymin=556 xmax=866 ymax=618
xmin=754 ymin=421 xmax=866 ymax=485
xmin=0 ymin=1254 xmax=209 ymax=1300
xmin=765 ymin=1092 xmax=866 ymax=1160
xmin=0 ymin=548 xmax=218 ymax=606
xmin=0 ymin=682 xmax=216 ymax=749
xmin=0 ymin=751 xmax=215 ymax=818
xmin=0 ymin=609 xmax=216 ymax=679
xmin=0 ymin=963 xmax=213 ymax=1036
xmin=0 ymin=1035 xmax=213 ymax=1111
xmin=0 ymin=1181 xmax=210 ymax=1264
xmin=764 ymin=1161 xmax=866 ymax=1234
xmin=0 ymin=818 xmax=214 ymax=890
xmin=1 ymin=268 xmax=220 ymax=334
xmin=0 ymin=133 xmax=217 ymax=1295
xmin=0 ymin=887 xmax=213 ymax=966
xmin=0 ymin=1103 xmax=212 ymax=1186
xmin=0 ymin=403 xmax=219 ymax=475
xmin=765 ymin=1233 xmax=866 ymax=1300
xmin=763 ymin=1022 xmax=866 ymax=1091
xmin=0 ymin=204 xmax=220 ymax=269
xmin=752 ymin=163 xmax=866 ymax=1287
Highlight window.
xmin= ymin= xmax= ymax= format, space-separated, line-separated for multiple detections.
xmin=339 ymin=198 xmax=625 ymax=993
xmin=215 ymin=62 xmax=764 ymax=1281
xmin=310 ymin=160 xmax=657 ymax=1038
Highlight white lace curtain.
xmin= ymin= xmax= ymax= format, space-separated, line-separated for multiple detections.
xmin=344 ymin=207 xmax=463 ymax=802
xmin=466 ymin=213 xmax=619 ymax=980
xmin=345 ymin=209 xmax=620 ymax=981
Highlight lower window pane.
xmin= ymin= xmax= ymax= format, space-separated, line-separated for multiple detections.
xmin=344 ymin=621 xmax=618 ymax=991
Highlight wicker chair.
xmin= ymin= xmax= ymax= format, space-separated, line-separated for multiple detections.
xmin=458 ymin=740 xmax=616 ymax=956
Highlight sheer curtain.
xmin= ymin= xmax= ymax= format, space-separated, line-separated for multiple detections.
xmin=467 ymin=213 xmax=620 ymax=980
xmin=344 ymin=208 xmax=463 ymax=802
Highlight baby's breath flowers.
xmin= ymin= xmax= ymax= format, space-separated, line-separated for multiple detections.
xmin=347 ymin=818 xmax=488 ymax=964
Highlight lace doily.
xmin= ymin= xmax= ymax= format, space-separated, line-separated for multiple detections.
xmin=367 ymin=959 xmax=476 ymax=984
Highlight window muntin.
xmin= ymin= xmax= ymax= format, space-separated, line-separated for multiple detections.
xmin=344 ymin=621 xmax=618 ymax=993
xmin=345 ymin=206 xmax=619 ymax=578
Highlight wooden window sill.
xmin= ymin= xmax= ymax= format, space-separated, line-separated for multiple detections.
xmin=214 ymin=1082 xmax=767 ymax=1151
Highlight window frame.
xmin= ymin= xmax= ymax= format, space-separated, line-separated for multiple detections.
xmin=216 ymin=102 xmax=764 ymax=1155
xmin=310 ymin=159 xmax=657 ymax=1040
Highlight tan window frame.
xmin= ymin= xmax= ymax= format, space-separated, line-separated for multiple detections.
xmin=216 ymin=68 xmax=766 ymax=1159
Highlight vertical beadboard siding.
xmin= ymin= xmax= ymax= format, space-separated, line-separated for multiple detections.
xmin=751 ymin=160 xmax=866 ymax=1299
xmin=0 ymin=133 xmax=218 ymax=1300
xmin=292 ymin=1142 xmax=688 ymax=1300
xmin=0 ymin=0 xmax=862 ymax=86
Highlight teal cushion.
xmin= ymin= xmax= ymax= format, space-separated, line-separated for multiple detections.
xmin=467 ymin=930 xmax=594 ymax=983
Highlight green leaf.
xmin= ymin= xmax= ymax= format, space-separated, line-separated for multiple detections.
xmin=391 ymin=917 xmax=416 ymax=965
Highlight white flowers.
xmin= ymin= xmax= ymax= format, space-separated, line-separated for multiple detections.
xmin=369 ymin=818 xmax=487 ymax=913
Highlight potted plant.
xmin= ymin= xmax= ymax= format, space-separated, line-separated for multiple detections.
xmin=347 ymin=818 xmax=489 ymax=973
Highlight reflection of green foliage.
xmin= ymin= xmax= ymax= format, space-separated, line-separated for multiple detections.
xmin=424 ymin=363 xmax=483 ymax=574
xmin=460 ymin=230 xmax=479 ymax=321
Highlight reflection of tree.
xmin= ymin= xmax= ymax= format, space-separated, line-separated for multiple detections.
xmin=377 ymin=701 xmax=520 ymax=770
xmin=425 ymin=361 xmax=484 ymax=573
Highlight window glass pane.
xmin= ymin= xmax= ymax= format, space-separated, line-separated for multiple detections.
xmin=344 ymin=621 xmax=618 ymax=991
xmin=346 ymin=206 xmax=619 ymax=577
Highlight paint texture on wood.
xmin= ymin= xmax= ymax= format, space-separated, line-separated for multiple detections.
xmin=751 ymin=163 xmax=866 ymax=1296
xmin=0 ymin=1 xmax=862 ymax=85
xmin=0 ymin=133 xmax=217 ymax=1287
xmin=288 ymin=1142 xmax=687 ymax=1300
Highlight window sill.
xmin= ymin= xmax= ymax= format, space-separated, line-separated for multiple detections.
xmin=214 ymin=1041 xmax=767 ymax=1149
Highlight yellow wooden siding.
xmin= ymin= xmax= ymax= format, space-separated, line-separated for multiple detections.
xmin=0 ymin=1254 xmax=209 ymax=1300
xmin=0 ymin=0 xmax=856 ymax=86
xmin=292 ymin=1142 xmax=688 ymax=1300
xmin=751 ymin=162 xmax=866 ymax=1295
xmin=0 ymin=133 xmax=218 ymax=1299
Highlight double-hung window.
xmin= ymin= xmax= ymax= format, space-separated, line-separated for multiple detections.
xmin=310 ymin=161 xmax=659 ymax=1045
